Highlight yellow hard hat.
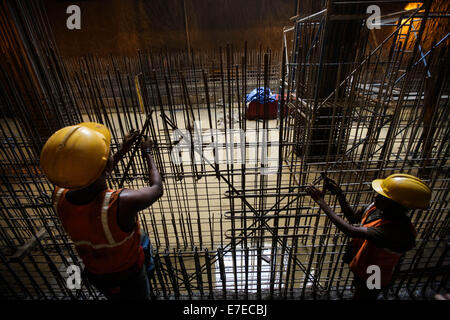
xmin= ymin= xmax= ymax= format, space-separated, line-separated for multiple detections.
xmin=371 ymin=173 xmax=431 ymax=209
xmin=40 ymin=122 xmax=111 ymax=189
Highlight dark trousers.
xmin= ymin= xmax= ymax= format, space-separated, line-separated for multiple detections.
xmin=87 ymin=265 xmax=150 ymax=300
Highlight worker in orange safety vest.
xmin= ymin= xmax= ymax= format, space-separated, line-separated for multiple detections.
xmin=306 ymin=173 xmax=431 ymax=300
xmin=40 ymin=122 xmax=163 ymax=300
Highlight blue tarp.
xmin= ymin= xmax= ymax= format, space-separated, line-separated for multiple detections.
xmin=246 ymin=87 xmax=277 ymax=103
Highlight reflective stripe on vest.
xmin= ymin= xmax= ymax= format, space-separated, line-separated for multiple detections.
xmin=101 ymin=191 xmax=115 ymax=244
xmin=349 ymin=204 xmax=402 ymax=286
xmin=53 ymin=188 xmax=65 ymax=214
xmin=53 ymin=188 xmax=136 ymax=249
xmin=360 ymin=203 xmax=376 ymax=224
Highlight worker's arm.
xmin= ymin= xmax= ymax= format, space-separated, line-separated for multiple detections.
xmin=323 ymin=177 xmax=363 ymax=224
xmin=306 ymin=186 xmax=372 ymax=239
xmin=112 ymin=130 xmax=140 ymax=168
xmin=117 ymin=139 xmax=163 ymax=232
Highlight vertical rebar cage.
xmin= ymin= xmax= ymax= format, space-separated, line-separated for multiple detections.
xmin=0 ymin=0 xmax=449 ymax=300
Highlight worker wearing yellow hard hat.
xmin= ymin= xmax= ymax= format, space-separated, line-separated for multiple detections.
xmin=40 ymin=122 xmax=112 ymax=189
xmin=371 ymin=174 xmax=431 ymax=210
xmin=40 ymin=122 xmax=163 ymax=300
xmin=306 ymin=173 xmax=431 ymax=300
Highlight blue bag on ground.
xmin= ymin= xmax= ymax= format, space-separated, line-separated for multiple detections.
xmin=246 ymin=87 xmax=277 ymax=104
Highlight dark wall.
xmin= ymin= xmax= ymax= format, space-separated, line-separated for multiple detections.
xmin=44 ymin=0 xmax=296 ymax=56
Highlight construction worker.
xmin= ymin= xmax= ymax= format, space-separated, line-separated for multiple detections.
xmin=306 ymin=173 xmax=431 ymax=300
xmin=40 ymin=122 xmax=163 ymax=300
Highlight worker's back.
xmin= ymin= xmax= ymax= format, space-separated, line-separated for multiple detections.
xmin=53 ymin=186 xmax=144 ymax=275
xmin=349 ymin=203 xmax=417 ymax=287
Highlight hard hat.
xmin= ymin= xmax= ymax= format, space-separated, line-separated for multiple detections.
xmin=371 ymin=173 xmax=431 ymax=209
xmin=40 ymin=122 xmax=111 ymax=189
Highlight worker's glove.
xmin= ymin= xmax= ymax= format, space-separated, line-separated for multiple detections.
xmin=305 ymin=185 xmax=325 ymax=204
xmin=140 ymin=137 xmax=155 ymax=154
xmin=323 ymin=177 xmax=342 ymax=196
xmin=121 ymin=129 xmax=140 ymax=154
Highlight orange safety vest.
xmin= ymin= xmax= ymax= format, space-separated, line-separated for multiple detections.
xmin=349 ymin=204 xmax=416 ymax=287
xmin=53 ymin=186 xmax=144 ymax=275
